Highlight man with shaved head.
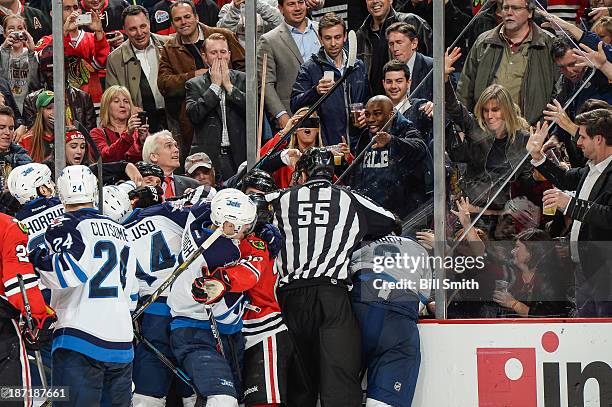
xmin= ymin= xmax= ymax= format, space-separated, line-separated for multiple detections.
xmin=349 ymin=95 xmax=432 ymax=219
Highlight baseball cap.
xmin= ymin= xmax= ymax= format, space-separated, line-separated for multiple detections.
xmin=36 ymin=91 xmax=54 ymax=109
xmin=185 ymin=152 xmax=213 ymax=174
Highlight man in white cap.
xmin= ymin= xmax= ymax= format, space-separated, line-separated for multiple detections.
xmin=184 ymin=152 xmax=217 ymax=188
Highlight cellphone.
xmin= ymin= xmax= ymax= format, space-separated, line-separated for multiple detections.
xmin=75 ymin=13 xmax=92 ymax=26
xmin=323 ymin=71 xmax=334 ymax=81
xmin=105 ymin=32 xmax=116 ymax=39
xmin=137 ymin=111 xmax=148 ymax=124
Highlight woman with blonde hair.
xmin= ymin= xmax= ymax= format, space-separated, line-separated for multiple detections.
xmin=444 ymin=47 xmax=534 ymax=211
xmin=90 ymin=85 xmax=149 ymax=163
xmin=260 ymin=107 xmax=351 ymax=188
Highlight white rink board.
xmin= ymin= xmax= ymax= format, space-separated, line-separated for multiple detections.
xmin=412 ymin=319 xmax=612 ymax=406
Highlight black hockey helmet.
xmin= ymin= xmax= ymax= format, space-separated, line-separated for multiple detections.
xmin=294 ymin=147 xmax=334 ymax=180
xmin=247 ymin=192 xmax=274 ymax=225
xmin=241 ymin=169 xmax=277 ymax=194
xmin=135 ymin=161 xmax=164 ymax=185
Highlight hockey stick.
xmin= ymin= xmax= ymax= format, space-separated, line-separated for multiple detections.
xmin=235 ymin=30 xmax=358 ymax=179
xmin=16 ymin=274 xmax=51 ymax=407
xmin=257 ymin=53 xmax=268 ymax=160
xmin=132 ymin=328 xmax=202 ymax=397
xmin=74 ymin=120 xmax=104 ymax=212
xmin=132 ymin=227 xmax=224 ymax=321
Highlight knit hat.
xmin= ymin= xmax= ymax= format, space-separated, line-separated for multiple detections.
xmin=65 ymin=130 xmax=85 ymax=143
xmin=36 ymin=91 xmax=54 ymax=109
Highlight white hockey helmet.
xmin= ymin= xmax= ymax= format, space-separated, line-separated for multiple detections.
xmin=210 ymin=188 xmax=257 ymax=236
xmin=103 ymin=185 xmax=133 ymax=223
xmin=57 ymin=165 xmax=98 ymax=205
xmin=7 ymin=163 xmax=55 ymax=204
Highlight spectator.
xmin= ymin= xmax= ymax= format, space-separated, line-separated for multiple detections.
xmin=465 ymin=0 xmax=504 ymax=54
xmin=291 ymin=12 xmax=369 ymax=147
xmin=386 ymin=22 xmax=433 ymax=101
xmin=356 ymin=0 xmax=432 ymax=96
xmin=445 ymin=48 xmax=535 ymax=211
xmin=142 ymin=130 xmax=201 ymax=198
xmin=106 ymin=5 xmax=171 ymax=134
xmin=184 ymin=152 xmax=218 ymax=187
xmin=0 ymin=0 xmax=50 ymax=43
xmin=36 ymin=0 xmax=110 ymax=105
xmin=80 ymin=0 xmax=130 ymax=49
xmin=21 ymin=44 xmax=96 ymax=131
xmin=394 ymin=0 xmax=472 ymax=49
xmin=0 ymin=106 xmax=32 ymax=175
xmin=544 ymin=14 xmax=612 ymax=114
xmin=0 ymin=77 xmax=22 ymax=126
xmin=350 ymin=95 xmax=431 ymax=218
xmin=545 ymin=0 xmax=587 ymax=24
xmin=382 ymin=60 xmax=433 ymax=142
xmin=149 ymin=0 xmax=220 ymax=35
xmin=217 ymin=0 xmax=283 ymax=47
xmin=186 ymin=33 xmax=246 ymax=180
xmin=90 ymin=85 xmax=150 ymax=163
xmin=157 ymin=0 xmax=245 ymax=153
xmin=493 ymin=228 xmax=572 ymax=317
xmin=592 ymin=15 xmax=612 ymax=43
xmin=457 ymin=0 xmax=558 ymax=125
xmin=0 ymin=15 xmax=39 ymax=115
xmin=19 ymin=91 xmax=54 ymax=163
xmin=257 ymin=0 xmax=321 ymax=132
xmin=527 ymin=109 xmax=612 ymax=317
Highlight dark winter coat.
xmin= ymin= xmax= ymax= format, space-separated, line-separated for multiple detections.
xmin=351 ymin=113 xmax=431 ymax=218
xmin=0 ymin=143 xmax=33 ymax=172
xmin=290 ymin=47 xmax=369 ymax=147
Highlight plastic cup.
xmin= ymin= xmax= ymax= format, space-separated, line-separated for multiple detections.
xmin=543 ymin=205 xmax=557 ymax=216
xmin=350 ymin=103 xmax=364 ymax=127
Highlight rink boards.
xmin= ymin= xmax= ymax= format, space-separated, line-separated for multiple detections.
xmin=413 ymin=318 xmax=612 ymax=406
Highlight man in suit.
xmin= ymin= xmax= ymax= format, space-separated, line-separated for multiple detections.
xmin=142 ymin=130 xmax=201 ymax=199
xmin=386 ymin=22 xmax=433 ymax=102
xmin=106 ymin=5 xmax=171 ymax=133
xmin=186 ymin=33 xmax=246 ymax=181
xmin=157 ymin=0 xmax=244 ymax=155
xmin=257 ymin=0 xmax=320 ymax=131
xmin=528 ymin=109 xmax=612 ymax=317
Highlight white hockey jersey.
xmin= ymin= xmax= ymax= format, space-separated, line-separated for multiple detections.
xmin=167 ymin=209 xmax=246 ymax=335
xmin=33 ymin=208 xmax=137 ymax=363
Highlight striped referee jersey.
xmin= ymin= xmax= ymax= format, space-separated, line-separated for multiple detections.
xmin=265 ymin=178 xmax=397 ymax=287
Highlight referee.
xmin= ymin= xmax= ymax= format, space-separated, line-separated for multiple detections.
xmin=265 ymin=147 xmax=398 ymax=407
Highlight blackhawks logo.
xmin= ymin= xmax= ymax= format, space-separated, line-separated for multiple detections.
xmin=13 ymin=219 xmax=28 ymax=234
xmin=248 ymin=239 xmax=265 ymax=251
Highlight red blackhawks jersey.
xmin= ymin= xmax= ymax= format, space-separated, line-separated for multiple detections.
xmin=35 ymin=30 xmax=109 ymax=103
xmin=0 ymin=213 xmax=47 ymax=320
xmin=224 ymin=235 xmax=286 ymax=349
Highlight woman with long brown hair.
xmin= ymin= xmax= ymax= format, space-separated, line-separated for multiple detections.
xmin=20 ymin=90 xmax=54 ymax=163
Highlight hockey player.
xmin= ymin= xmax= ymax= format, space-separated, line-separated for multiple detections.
xmin=135 ymin=161 xmax=165 ymax=187
xmin=7 ymin=163 xmax=64 ymax=251
xmin=0 ymin=212 xmax=56 ymax=407
xmin=193 ymin=169 xmax=290 ymax=406
xmin=122 ymin=187 xmax=198 ymax=407
xmin=350 ymin=235 xmax=431 ymax=407
xmin=28 ymin=165 xmax=136 ymax=407
xmin=168 ymin=188 xmax=257 ymax=407
xmin=265 ymin=147 xmax=399 ymax=407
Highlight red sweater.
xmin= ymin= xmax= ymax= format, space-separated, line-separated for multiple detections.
xmin=90 ymin=126 xmax=143 ymax=163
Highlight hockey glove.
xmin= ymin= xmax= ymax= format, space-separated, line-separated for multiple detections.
xmin=191 ymin=268 xmax=232 ymax=305
xmin=0 ymin=191 xmax=21 ymax=216
xmin=129 ymin=185 xmax=163 ymax=208
xmin=256 ymin=223 xmax=282 ymax=258
xmin=28 ymin=246 xmax=48 ymax=270
xmin=22 ymin=307 xmax=57 ymax=351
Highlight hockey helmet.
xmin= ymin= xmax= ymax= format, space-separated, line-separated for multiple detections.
xmin=294 ymin=147 xmax=334 ymax=180
xmin=210 ymin=188 xmax=257 ymax=237
xmin=247 ymin=192 xmax=274 ymax=226
xmin=135 ymin=161 xmax=164 ymax=185
xmin=57 ymin=165 xmax=98 ymax=205
xmin=241 ymin=169 xmax=277 ymax=194
xmin=7 ymin=163 xmax=55 ymax=204
xmin=103 ymin=185 xmax=133 ymax=223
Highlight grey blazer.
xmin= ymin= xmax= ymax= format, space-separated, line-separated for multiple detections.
xmin=257 ymin=21 xmax=318 ymax=120
xmin=173 ymin=174 xmax=202 ymax=197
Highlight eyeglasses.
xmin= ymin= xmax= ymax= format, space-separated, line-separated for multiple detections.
xmin=501 ymin=5 xmax=528 ymax=12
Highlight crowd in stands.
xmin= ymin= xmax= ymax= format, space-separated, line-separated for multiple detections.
xmin=0 ymin=0 xmax=611 ymax=324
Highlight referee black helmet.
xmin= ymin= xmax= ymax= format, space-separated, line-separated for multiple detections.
xmin=295 ymin=147 xmax=335 ymax=181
